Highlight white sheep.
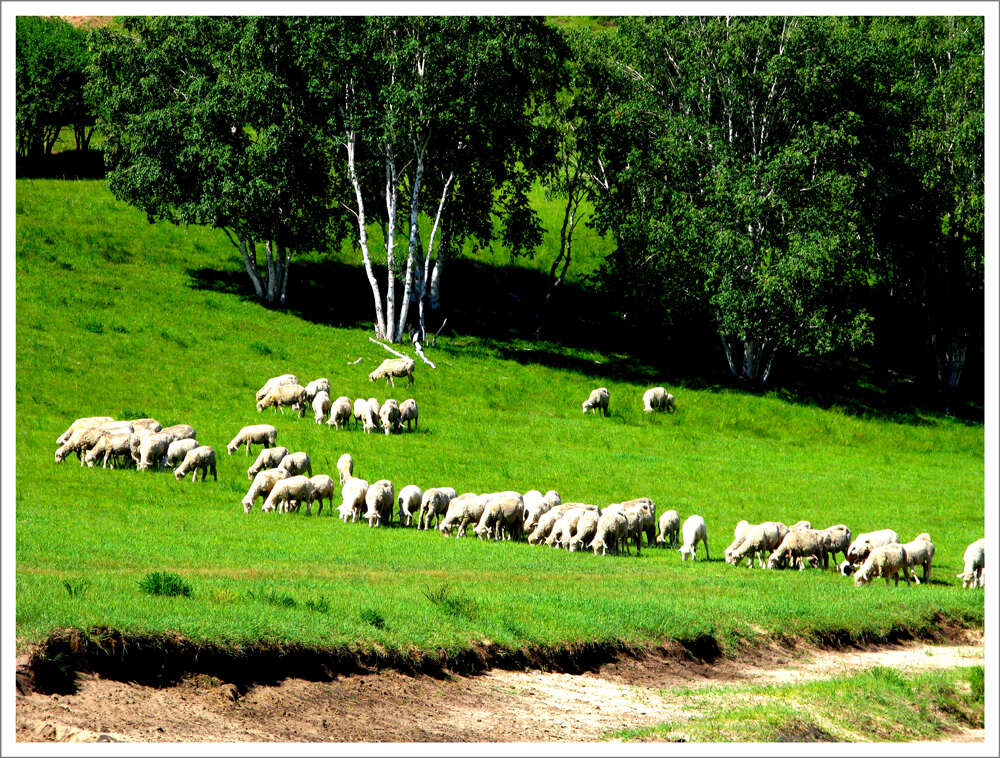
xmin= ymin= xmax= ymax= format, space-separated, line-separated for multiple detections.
xmin=854 ymin=544 xmax=914 ymax=587
xmin=528 ymin=506 xmax=570 ymax=545
xmin=767 ymin=529 xmax=831 ymax=570
xmin=620 ymin=497 xmax=657 ymax=546
xmin=822 ymin=524 xmax=853 ymax=566
xmin=364 ymin=479 xmax=395 ymax=528
xmin=255 ymin=373 xmax=298 ymax=404
xmin=353 ymin=398 xmax=371 ymax=429
xmin=159 ymin=424 xmax=196 ymax=443
xmin=399 ymin=398 xmax=419 ymax=432
xmin=419 ymin=487 xmax=456 ymax=530
xmin=846 ymin=529 xmax=900 ymax=565
xmin=522 ymin=490 xmax=549 ymax=532
xmin=546 ymin=506 xmax=590 ymax=549
xmin=56 ymin=422 xmax=134 ymax=464
xmin=164 ymin=438 xmax=199 ymax=469
xmin=582 ymin=387 xmax=610 ymax=416
xmin=956 ymin=538 xmax=985 ymax=588
xmin=127 ymin=418 xmax=163 ymax=436
xmin=308 ymin=475 xmax=336 ymax=517
xmin=589 ymin=510 xmax=627 ymax=555
xmin=134 ymin=431 xmax=173 ymax=470
xmin=227 ymin=424 xmax=277 ymax=456
xmin=262 ymin=475 xmax=316 ymax=514
xmin=397 ymin=484 xmax=423 ymax=526
xmin=338 ymin=477 xmax=369 ymax=522
xmin=369 ymin=357 xmax=415 ymax=386
xmin=248 ymin=446 xmax=289 ymax=481
xmin=474 ymin=493 xmax=525 ymax=541
xmin=642 ymin=386 xmax=676 ymax=413
xmin=656 ymin=509 xmax=681 ymax=547
xmin=543 ymin=490 xmax=562 ymax=509
xmin=173 ymin=446 xmax=217 ymax=482
xmin=57 ymin=416 xmax=114 ymax=446
xmin=726 ymin=523 xmax=785 ymax=568
xmin=256 ymin=383 xmax=308 ymax=416
xmin=336 ymin=452 xmax=354 ymax=486
xmin=679 ymin=514 xmax=709 ymax=561
xmin=326 ymin=396 xmax=353 ymax=429
xmin=367 ymin=397 xmax=381 ymax=417
xmin=568 ymin=509 xmax=602 ymax=552
xmin=901 ymin=533 xmax=935 ymax=583
xmin=242 ymin=468 xmax=289 ymax=513
xmin=379 ymin=398 xmax=401 ymax=435
xmin=83 ymin=430 xmax=137 ymax=469
xmin=312 ymin=390 xmax=332 ymax=424
xmin=303 ymin=377 xmax=331 ymax=403
xmin=439 ymin=493 xmax=488 ymax=538
xmin=360 ymin=401 xmax=380 ymax=434
xmin=277 ymin=451 xmax=312 ymax=478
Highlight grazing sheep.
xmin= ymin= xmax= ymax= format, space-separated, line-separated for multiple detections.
xmin=642 ymin=386 xmax=676 ymax=413
xmin=528 ymin=506 xmax=571 ymax=545
xmin=255 ymin=373 xmax=299 ymax=404
xmin=543 ymin=490 xmax=562 ymax=509
xmin=353 ymin=398 xmax=371 ymax=429
xmin=725 ymin=522 xmax=790 ymax=565
xmin=789 ymin=520 xmax=812 ymax=531
xmin=364 ymin=479 xmax=395 ymax=528
xmin=726 ymin=523 xmax=786 ymax=568
xmin=257 ymin=383 xmax=308 ymax=417
xmin=164 ymin=438 xmax=199 ymax=469
xmin=242 ymin=468 xmax=289 ymax=513
xmin=901 ymin=533 xmax=935 ymax=583
xmin=57 ymin=416 xmax=114 ymax=446
xmin=617 ymin=504 xmax=648 ymax=556
xmin=620 ymin=497 xmax=657 ymax=546
xmin=173 ymin=446 xmax=217 ymax=482
xmin=56 ymin=422 xmax=134 ymax=464
xmin=419 ymin=487 xmax=456 ymax=530
xmin=262 ymin=475 xmax=315 ymax=514
xmin=326 ymin=396 xmax=353 ymax=429
xmin=590 ymin=510 xmax=628 ymax=556
xmin=679 ymin=515 xmax=709 ymax=561
xmin=127 ymin=418 xmax=163 ymax=436
xmin=846 ymin=529 xmax=900 ymax=565
xmin=367 ymin=398 xmax=381 ymax=417
xmin=397 ymin=484 xmax=423 ymax=526
xmin=308 ymin=475 xmax=337 ymax=517
xmin=227 ymin=424 xmax=277 ymax=456
xmin=277 ymin=451 xmax=312 ymax=478
xmin=248 ymin=446 xmax=289 ymax=481
xmin=159 ymin=424 xmax=196 ymax=443
xmin=338 ymin=477 xmax=369 ymax=522
xmin=369 ymin=357 xmax=415 ymax=386
xmin=522 ymin=490 xmax=550 ymax=532
xmin=956 ymin=538 xmax=985 ymax=588
xmin=733 ymin=520 xmax=752 ymax=539
xmin=582 ymin=387 xmax=610 ymax=416
xmin=439 ymin=493 xmax=488 ymax=538
xmin=569 ymin=509 xmax=602 ymax=552
xmin=134 ymin=432 xmax=173 ymax=470
xmin=336 ymin=452 xmax=354 ymax=486
xmin=84 ymin=431 xmax=137 ymax=469
xmin=546 ymin=505 xmax=596 ymax=549
xmin=378 ymin=398 xmax=401 ymax=435
xmin=767 ymin=529 xmax=831 ymax=570
xmin=822 ymin=524 xmax=853 ymax=566
xmin=474 ymin=493 xmax=525 ymax=541
xmin=303 ymin=377 xmax=331 ymax=403
xmin=399 ymin=398 xmax=419 ymax=432
xmin=312 ymin=390 xmax=332 ymax=424
xmin=359 ymin=401 xmax=380 ymax=433
xmin=656 ymin=509 xmax=681 ymax=547
xmin=854 ymin=544 xmax=914 ymax=587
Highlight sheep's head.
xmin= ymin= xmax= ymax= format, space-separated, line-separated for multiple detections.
xmin=255 ymin=401 xmax=265 ymax=413
xmin=174 ymin=469 xmax=185 ymax=481
xmin=853 ymin=565 xmax=873 ymax=586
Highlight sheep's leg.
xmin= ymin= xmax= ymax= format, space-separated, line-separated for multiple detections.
xmin=702 ymin=537 xmax=709 ymax=561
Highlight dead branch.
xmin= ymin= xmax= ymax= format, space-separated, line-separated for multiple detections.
xmin=412 ymin=340 xmax=436 ymax=368
xmin=368 ymin=336 xmax=410 ymax=360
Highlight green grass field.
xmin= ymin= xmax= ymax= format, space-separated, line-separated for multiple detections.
xmin=15 ymin=179 xmax=984 ymax=659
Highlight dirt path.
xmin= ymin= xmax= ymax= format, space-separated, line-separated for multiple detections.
xmin=15 ymin=631 xmax=985 ymax=743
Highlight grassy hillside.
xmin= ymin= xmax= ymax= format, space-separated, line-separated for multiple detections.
xmin=14 ymin=179 xmax=984 ymax=655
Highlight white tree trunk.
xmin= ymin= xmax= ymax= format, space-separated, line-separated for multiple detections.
xmin=238 ymin=237 xmax=265 ymax=301
xmin=384 ymin=155 xmax=400 ymax=341
xmin=395 ymin=147 xmax=426 ymax=342
xmin=346 ymin=132 xmax=387 ymax=339
xmin=417 ymin=173 xmax=453 ymax=341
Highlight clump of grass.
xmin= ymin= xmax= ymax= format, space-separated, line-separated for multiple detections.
xmin=360 ymin=607 xmax=386 ymax=628
xmin=139 ymin=571 xmax=192 ymax=598
xmin=82 ymin=318 xmax=104 ymax=334
xmin=423 ymin=584 xmax=477 ymax=620
xmin=119 ymin=408 xmax=147 ymax=420
xmin=63 ymin=579 xmax=89 ymax=598
xmin=250 ymin=341 xmax=272 ymax=356
xmin=305 ymin=596 xmax=330 ymax=614
xmin=247 ymin=588 xmax=296 ymax=609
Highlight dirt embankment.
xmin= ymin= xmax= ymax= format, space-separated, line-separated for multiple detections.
xmin=15 ymin=626 xmax=985 ymax=743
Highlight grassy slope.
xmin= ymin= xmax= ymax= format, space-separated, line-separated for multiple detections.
xmin=15 ymin=180 xmax=984 ymax=654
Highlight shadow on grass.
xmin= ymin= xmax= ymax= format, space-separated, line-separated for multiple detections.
xmin=16 ymin=150 xmax=106 ymax=180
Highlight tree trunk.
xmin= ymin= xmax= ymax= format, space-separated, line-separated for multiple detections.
xmin=720 ymin=334 xmax=777 ymax=385
xmin=345 ymin=132 xmax=387 ymax=338
xmin=536 ymin=188 xmax=580 ymax=340
xmin=416 ymin=173 xmax=454 ymax=342
xmin=264 ymin=240 xmax=279 ymax=304
xmin=395 ymin=148 xmax=426 ymax=342
xmin=931 ymin=331 xmax=968 ymax=391
xmin=238 ymin=238 xmax=266 ymax=301
xmin=384 ymin=156 xmax=399 ymax=341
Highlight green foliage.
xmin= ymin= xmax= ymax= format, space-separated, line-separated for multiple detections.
xmin=139 ymin=572 xmax=193 ymax=598
xmin=360 ymin=608 xmax=386 ymax=628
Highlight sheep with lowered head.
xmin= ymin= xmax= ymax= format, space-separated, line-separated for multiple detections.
xmin=901 ymin=533 xmax=935 ymax=583
xmin=419 ymin=487 xmax=456 ymax=530
xmin=568 ymin=509 xmax=601 ymax=552
xmin=397 ymin=484 xmax=423 ymax=526
xmin=522 ymin=490 xmax=549 ymax=532
xmin=257 ymin=383 xmax=308 ymax=417
xmin=56 ymin=422 xmax=133 ymax=464
xmin=242 ymin=468 xmax=289 ymax=513
xmin=853 ymin=544 xmax=914 ymax=587
xmin=590 ymin=510 xmax=628 ymax=556
xmin=767 ymin=529 xmax=831 ymax=570
xmin=726 ymin=523 xmax=785 ymax=568
xmin=303 ymin=377 xmax=331 ymax=403
xmin=255 ymin=373 xmax=298 ymax=404
xmin=956 ymin=538 xmax=985 ymax=588
xmin=227 ymin=424 xmax=277 ymax=456
xmin=439 ymin=493 xmax=488 ymax=538
xmin=528 ymin=505 xmax=570 ymax=545
xmin=846 ymin=529 xmax=900 ymax=565
xmin=336 ymin=452 xmax=354 ymax=485
xmin=326 ymin=396 xmax=353 ymax=429
xmin=821 ymin=524 xmax=853 ymax=566
xmin=312 ymin=390 xmax=332 ymax=424
xmin=248 ymin=446 xmax=289 ymax=481
xmin=369 ymin=357 xmax=415 ymax=387
xmin=474 ymin=493 xmax=525 ymax=541
xmin=262 ymin=475 xmax=315 ymax=514
xmin=338 ymin=477 xmax=369 ymax=522
xmin=57 ymin=416 xmax=114 ymax=446
xmin=582 ymin=387 xmax=610 ymax=416
xmin=277 ymin=451 xmax=312 ymax=478
xmin=134 ymin=431 xmax=173 ymax=470
xmin=164 ymin=438 xmax=199 ymax=469
xmin=620 ymin=497 xmax=657 ymax=546
xmin=367 ymin=398 xmax=381 ymax=417
xmin=353 ymin=398 xmax=371 ymax=429
xmin=642 ymin=386 xmax=676 ymax=413
xmin=679 ymin=514 xmax=709 ymax=561
xmin=379 ymin=398 xmax=401 ymax=435
xmin=174 ymin=446 xmax=217 ymax=482
xmin=364 ymin=479 xmax=395 ymax=528
xmin=308 ymin=475 xmax=336 ymax=516
xmin=399 ymin=398 xmax=419 ymax=432
xmin=656 ymin=509 xmax=681 ymax=547
xmin=546 ymin=505 xmax=593 ymax=549
xmin=84 ymin=430 xmax=137 ymax=469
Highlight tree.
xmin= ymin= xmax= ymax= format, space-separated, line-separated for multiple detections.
xmin=578 ymin=17 xmax=876 ymax=383
xmin=89 ymin=17 xmax=337 ymax=305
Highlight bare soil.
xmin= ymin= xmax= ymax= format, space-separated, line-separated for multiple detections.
xmin=15 ymin=629 xmax=985 ymax=743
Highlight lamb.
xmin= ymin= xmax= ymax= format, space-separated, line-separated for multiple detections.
xmin=582 ymin=387 xmax=610 ymax=416
xmin=527 ymin=506 xmax=570 ymax=545
xmin=767 ymin=529 xmax=831 ymax=570
xmin=336 ymin=452 xmax=354 ymax=486
xmin=303 ymin=377 xmax=331 ymax=402
xmin=642 ymin=386 xmax=676 ymax=413
xmin=397 ymin=484 xmax=423 ymax=526
xmin=656 ymin=509 xmax=681 ymax=547
xmin=83 ymin=430 xmax=137 ymax=469
xmin=242 ymin=468 xmax=289 ymax=513
xmin=419 ymin=487 xmax=456 ymax=530
xmin=679 ymin=515 xmax=709 ymax=561
xmin=369 ymin=357 xmax=415 ymax=386
xmin=326 ymin=396 xmax=353 ymax=429
xmin=846 ymin=529 xmax=900 ymax=565
xmin=360 ymin=401 xmax=380 ymax=434
xmin=277 ymin=451 xmax=312 ymax=478
xmin=256 ymin=383 xmax=308 ymax=417
xmin=248 ymin=446 xmax=289 ymax=480
xmin=262 ymin=475 xmax=315 ymax=514
xmin=474 ymin=493 xmax=525 ymax=541
xmin=57 ymin=416 xmax=114 ymax=446
xmin=173 ymin=446 xmax=217 ymax=482
xmin=226 ymin=424 xmax=277 ymax=456
xmin=364 ymin=479 xmax=395 ymax=528
xmin=312 ymin=390 xmax=332 ymax=424
xmin=853 ymin=544 xmax=914 ymax=587
xmin=159 ymin=424 xmax=196 ymax=442
xmin=439 ymin=493 xmax=488 ymax=538
xmin=338 ymin=477 xmax=369 ymax=522
xmin=378 ymin=398 xmax=401 ymax=435
xmin=134 ymin=431 xmax=173 ymax=470
xmin=164 ymin=438 xmax=199 ymax=469
xmin=308 ymin=475 xmax=336 ymax=517
xmin=821 ymin=524 xmax=853 ymax=566
xmin=568 ymin=509 xmax=602 ymax=552
xmin=901 ymin=533 xmax=935 ymax=583
xmin=589 ymin=510 xmax=627 ymax=556
xmin=726 ymin=523 xmax=786 ymax=568
xmin=255 ymin=373 xmax=299 ymax=404
xmin=399 ymin=398 xmax=419 ymax=432
xmin=956 ymin=538 xmax=985 ymax=589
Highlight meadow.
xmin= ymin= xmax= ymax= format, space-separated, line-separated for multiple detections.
xmin=14 ymin=179 xmax=984 ymax=659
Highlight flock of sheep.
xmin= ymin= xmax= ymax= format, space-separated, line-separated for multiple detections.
xmin=52 ymin=371 xmax=985 ymax=592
